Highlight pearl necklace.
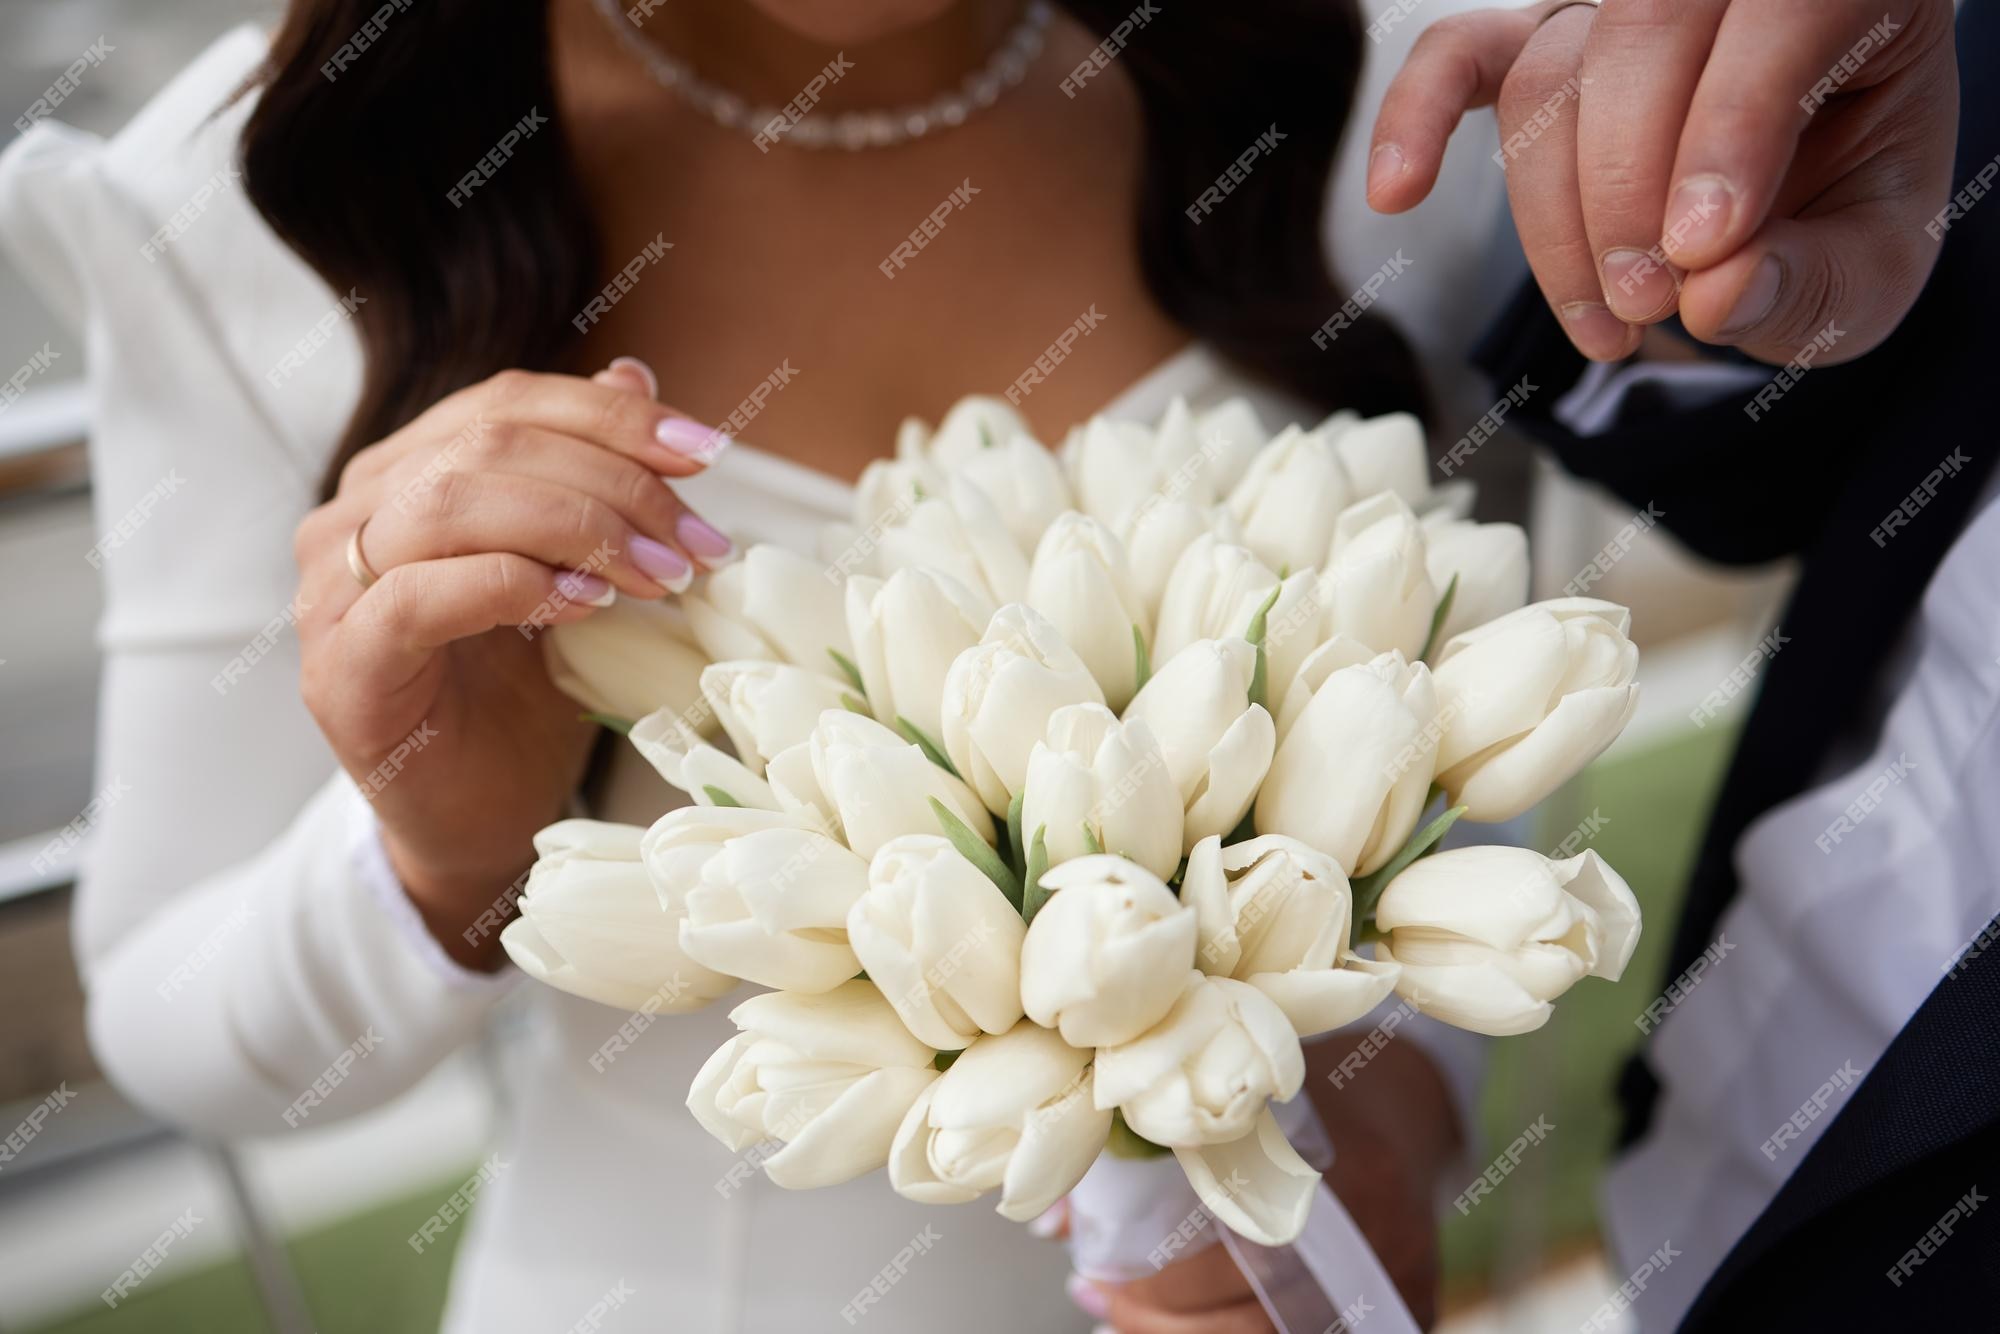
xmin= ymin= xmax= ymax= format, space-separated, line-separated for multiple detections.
xmin=591 ymin=0 xmax=1054 ymax=151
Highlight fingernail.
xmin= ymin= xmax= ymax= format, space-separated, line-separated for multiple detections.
xmin=555 ymin=571 xmax=616 ymax=608
xmin=1368 ymin=143 xmax=1406 ymax=198
xmin=676 ymin=511 xmax=735 ymax=562
xmin=1065 ymin=1273 xmax=1110 ymax=1320
xmin=609 ymin=356 xmax=659 ymax=399
xmin=1600 ymin=248 xmax=1680 ymax=322
xmin=1560 ymin=301 xmax=1634 ymax=361
xmin=656 ymin=417 xmax=731 ymax=461
xmin=1720 ymin=254 xmax=1784 ymax=337
xmin=1027 ymin=1201 xmax=1066 ymax=1240
xmin=1661 ymin=174 xmax=1734 ymax=260
xmin=629 ymin=535 xmax=693 ymax=592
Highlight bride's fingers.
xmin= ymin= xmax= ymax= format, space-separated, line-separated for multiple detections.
xmin=423 ymin=368 xmax=726 ymax=478
xmin=1367 ymin=6 xmax=1543 ymax=214
xmin=358 ymin=471 xmax=698 ymax=598
xmin=1496 ymin=6 xmax=1637 ymax=361
xmin=593 ymin=355 xmax=660 ymax=399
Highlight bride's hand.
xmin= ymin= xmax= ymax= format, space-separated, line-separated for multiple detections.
xmin=1368 ymin=0 xmax=1959 ymax=365
xmin=292 ymin=359 xmax=733 ymax=967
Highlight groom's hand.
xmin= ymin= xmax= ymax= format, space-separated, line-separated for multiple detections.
xmin=1368 ymin=0 xmax=1960 ymax=365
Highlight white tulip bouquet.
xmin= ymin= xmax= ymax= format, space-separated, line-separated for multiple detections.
xmin=506 ymin=394 xmax=1644 ymax=1249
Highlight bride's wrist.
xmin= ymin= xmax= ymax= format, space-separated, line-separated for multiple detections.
xmin=380 ymin=833 xmax=528 ymax=973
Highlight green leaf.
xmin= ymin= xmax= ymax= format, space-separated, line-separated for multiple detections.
xmin=1132 ymin=624 xmax=1152 ymax=693
xmin=1006 ymin=788 xmax=1026 ymax=871
xmin=580 ymin=711 xmax=635 ymax=735
xmin=1080 ymin=822 xmax=1104 ymax=855
xmin=827 ymin=647 xmax=868 ymax=699
xmin=1105 ymin=1109 xmax=1171 ymax=1159
xmin=897 ymin=716 xmax=963 ymax=779
xmin=1022 ymin=825 xmax=1052 ymax=923
xmin=1419 ymin=573 xmax=1460 ymax=664
xmin=929 ymin=797 xmax=1021 ymax=909
xmin=933 ymin=1048 xmax=962 ymax=1072
xmin=701 ymin=785 xmax=742 ymax=808
xmin=1244 ymin=583 xmax=1284 ymax=711
xmin=1350 ymin=803 xmax=1468 ymax=926
xmin=841 ymin=693 xmax=872 ymax=716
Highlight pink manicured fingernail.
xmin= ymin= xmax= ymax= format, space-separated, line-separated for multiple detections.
xmin=1368 ymin=143 xmax=1406 ymax=198
xmin=1720 ymin=254 xmax=1784 ymax=337
xmin=609 ymin=356 xmax=659 ymax=399
xmin=629 ymin=535 xmax=693 ymax=592
xmin=1065 ymin=1273 xmax=1110 ymax=1320
xmin=1560 ymin=301 xmax=1633 ymax=361
xmin=555 ymin=571 xmax=615 ymax=608
xmin=675 ymin=512 xmax=735 ymax=562
xmin=655 ymin=417 xmax=731 ymax=461
xmin=1661 ymin=174 xmax=1734 ymax=261
xmin=1600 ymin=248 xmax=1680 ymax=323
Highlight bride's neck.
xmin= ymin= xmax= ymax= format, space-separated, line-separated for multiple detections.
xmin=569 ymin=0 xmax=1032 ymax=114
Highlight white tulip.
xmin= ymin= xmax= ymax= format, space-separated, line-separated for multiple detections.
xmin=763 ymin=741 xmax=842 ymax=836
xmin=854 ymin=455 xmax=942 ymax=535
xmin=875 ymin=475 xmax=1030 ymax=605
xmin=1272 ymin=633 xmax=1376 ymax=744
xmin=1180 ymin=836 xmax=1400 ymax=1036
xmin=643 ymin=805 xmax=872 ymax=993
xmin=1026 ymin=513 xmax=1151 ymax=711
xmin=700 ymin=660 xmax=852 ymax=773
xmin=1225 ymin=424 xmax=1353 ymax=575
xmin=1174 ymin=1108 xmax=1322 ymax=1247
xmin=1374 ymin=845 xmax=1642 ymax=1035
xmin=1321 ymin=492 xmax=1437 ymax=659
xmin=1093 ymin=973 xmax=1305 ymax=1147
xmin=940 ymin=604 xmax=1105 ymax=814
xmin=849 ymin=836 xmax=1027 ymax=1050
xmin=808 ymin=710 xmax=995 ymax=859
xmin=1122 ymin=638 xmax=1275 ymax=848
xmin=544 ymin=597 xmax=710 ymax=726
xmin=1255 ymin=652 xmax=1438 ymax=877
xmin=1431 ymin=598 xmax=1640 ymax=821
xmin=688 ymin=982 xmax=939 ymax=1189
xmin=888 ymin=1021 xmax=1110 ymax=1221
xmin=1118 ymin=498 xmax=1241 ymax=622
xmin=630 ymin=706 xmax=777 ymax=810
xmin=950 ymin=433 xmax=1074 ymax=554
xmin=917 ymin=394 xmax=1034 ymax=471
xmin=1258 ymin=567 xmax=1328 ymax=722
xmin=844 ymin=569 xmax=994 ymax=742
xmin=1330 ymin=412 xmax=1430 ymax=509
xmin=1421 ymin=515 xmax=1530 ymax=643
xmin=1020 ymin=704 xmax=1183 ymax=879
xmin=501 ymin=819 xmax=735 ymax=1013
xmin=1152 ymin=534 xmax=1277 ymax=671
xmin=1019 ymin=854 xmax=1196 ymax=1046
xmin=1191 ymin=396 xmax=1267 ymax=495
xmin=1066 ymin=416 xmax=1195 ymax=533
xmin=683 ymin=544 xmax=852 ymax=681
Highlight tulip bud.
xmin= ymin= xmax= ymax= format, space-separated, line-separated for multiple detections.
xmin=1026 ymin=514 xmax=1151 ymax=711
xmin=688 ymin=982 xmax=940 ymax=1188
xmin=1225 ymin=424 xmax=1353 ymax=576
xmin=876 ymin=475 xmax=1030 ymax=605
xmin=808 ymin=710 xmax=995 ymax=859
xmin=919 ymin=394 xmax=1034 ymax=472
xmin=1118 ymin=498 xmax=1241 ymax=623
xmin=1320 ymin=493 xmax=1436 ymax=660
xmin=1374 ymin=845 xmax=1642 ymax=1035
xmin=1179 ymin=835 xmax=1400 ymax=1036
xmin=1430 ymin=598 xmax=1640 ymax=821
xmin=1020 ymin=704 xmax=1182 ymax=879
xmin=630 ymin=706 xmax=776 ymax=810
xmin=1093 ymin=973 xmax=1305 ymax=1147
xmin=1255 ymin=652 xmax=1438 ymax=877
xmin=1019 ymin=854 xmax=1196 ymax=1046
xmin=1122 ymin=639 xmax=1275 ymax=848
xmin=844 ymin=568 xmax=995 ymax=743
xmin=1189 ymin=396 xmax=1268 ymax=496
xmin=1173 ymin=1108 xmax=1321 ymax=1248
xmin=888 ymin=1021 xmax=1110 ymax=1221
xmin=1329 ymin=412 xmax=1430 ymax=510
xmin=501 ymin=819 xmax=735 ymax=1012
xmin=683 ymin=544 xmax=853 ymax=681
xmin=700 ymin=660 xmax=852 ymax=773
xmin=1152 ymin=535 xmax=1278 ymax=675
xmin=545 ymin=597 xmax=710 ymax=725
xmin=1066 ymin=417 xmax=1202 ymax=534
xmin=849 ymin=836 xmax=1027 ymax=1050
xmin=1421 ymin=515 xmax=1530 ymax=644
xmin=951 ymin=433 xmax=1074 ymax=555
xmin=940 ymin=604 xmax=1105 ymax=814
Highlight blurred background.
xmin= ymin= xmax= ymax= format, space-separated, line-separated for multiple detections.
xmin=0 ymin=3 xmax=1792 ymax=1330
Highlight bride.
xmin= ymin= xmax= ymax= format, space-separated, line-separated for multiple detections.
xmin=1 ymin=0 xmax=1506 ymax=1327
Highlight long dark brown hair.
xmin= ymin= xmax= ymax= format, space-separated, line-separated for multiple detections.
xmin=240 ymin=0 xmax=1431 ymax=497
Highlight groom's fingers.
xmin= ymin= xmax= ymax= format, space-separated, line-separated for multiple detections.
xmin=1367 ymin=7 xmax=1543 ymax=213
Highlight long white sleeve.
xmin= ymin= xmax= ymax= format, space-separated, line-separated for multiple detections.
xmin=1 ymin=27 xmax=510 ymax=1138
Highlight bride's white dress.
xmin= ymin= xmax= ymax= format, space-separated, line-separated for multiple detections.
xmin=0 ymin=17 xmax=1502 ymax=1332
